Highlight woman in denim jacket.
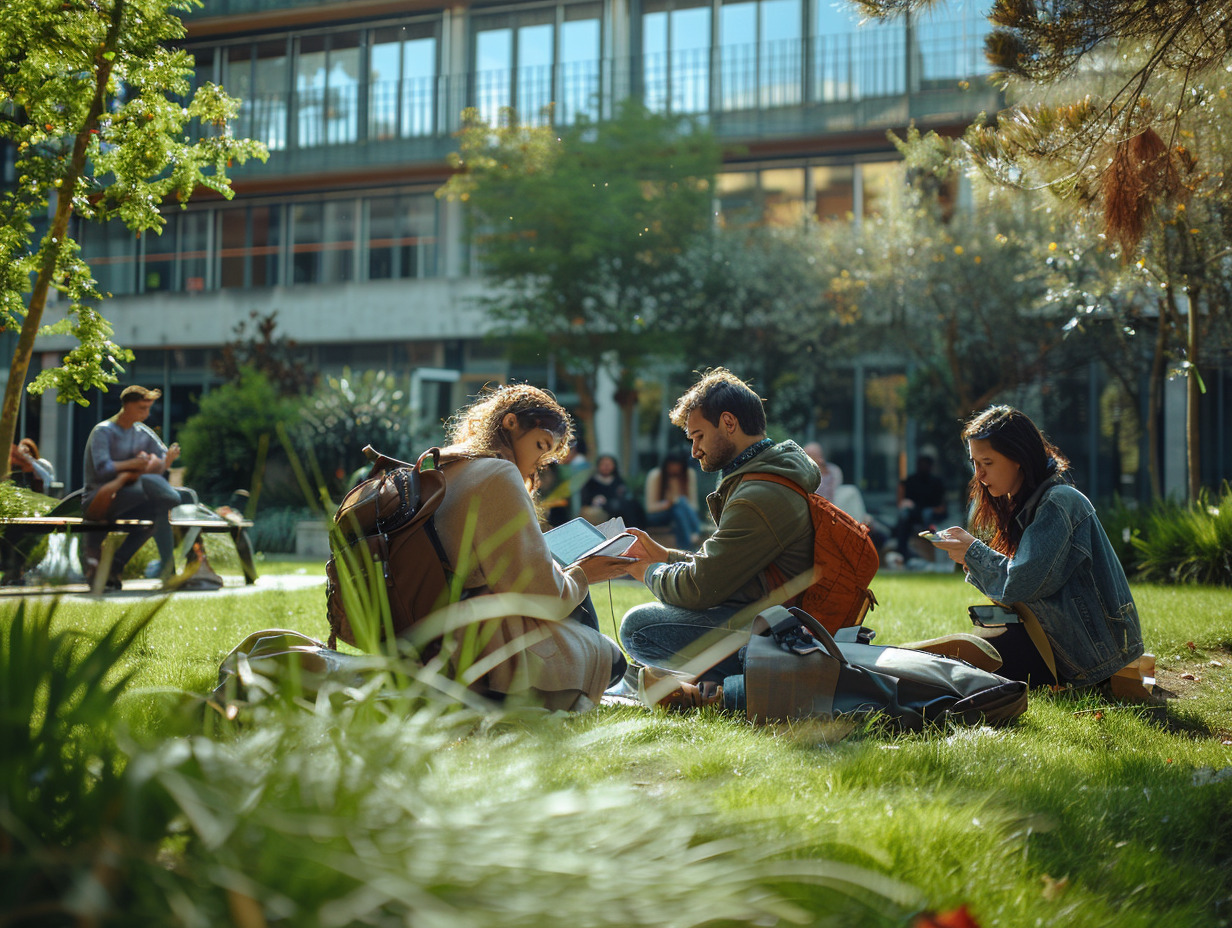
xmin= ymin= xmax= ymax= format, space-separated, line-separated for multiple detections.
xmin=930 ymin=406 xmax=1144 ymax=687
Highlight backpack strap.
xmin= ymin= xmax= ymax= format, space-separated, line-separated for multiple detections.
xmin=739 ymin=472 xmax=813 ymax=597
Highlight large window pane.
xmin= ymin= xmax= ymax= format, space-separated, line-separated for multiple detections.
xmin=368 ymin=194 xmax=439 ymax=279
xmin=560 ymin=12 xmax=600 ymax=124
xmin=252 ymin=41 xmax=289 ymax=150
xmin=292 ymin=202 xmax=323 ymax=284
xmin=811 ymin=164 xmax=854 ymax=218
xmin=144 ymin=215 xmax=177 ymax=293
xmin=911 ymin=0 xmax=992 ymax=90
xmin=403 ymin=36 xmax=437 ymax=136
xmin=326 ymin=34 xmax=360 ymax=145
xmin=80 ymin=218 xmax=137 ymax=297
xmin=716 ymin=171 xmax=758 ymax=225
xmin=517 ymin=23 xmax=554 ymax=124
xmin=251 ymin=206 xmax=282 ymax=288
xmin=296 ymin=36 xmax=328 ymax=147
xmin=370 ymin=26 xmax=438 ymax=140
xmin=761 ymin=167 xmax=805 ymax=225
xmin=642 ymin=1 xmax=711 ymax=114
xmin=181 ymin=212 xmax=210 ymax=291
xmin=218 ymin=208 xmax=247 ymax=289
xmin=719 ymin=2 xmax=757 ymax=111
xmin=322 ymin=200 xmax=355 ymax=282
xmin=861 ymin=161 xmax=900 ymax=216
xmin=760 ymin=0 xmax=801 ymax=107
xmin=475 ymin=27 xmax=512 ymax=126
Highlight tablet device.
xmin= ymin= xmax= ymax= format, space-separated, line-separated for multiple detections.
xmin=544 ymin=517 xmax=637 ymax=566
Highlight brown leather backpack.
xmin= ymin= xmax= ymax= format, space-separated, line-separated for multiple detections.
xmin=742 ymin=473 xmax=879 ymax=634
xmin=325 ymin=446 xmax=453 ymax=652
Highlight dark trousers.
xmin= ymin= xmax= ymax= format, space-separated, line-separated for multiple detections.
xmin=85 ymin=476 xmax=191 ymax=576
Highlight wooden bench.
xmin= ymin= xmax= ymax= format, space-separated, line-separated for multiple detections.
xmin=0 ymin=492 xmax=258 ymax=589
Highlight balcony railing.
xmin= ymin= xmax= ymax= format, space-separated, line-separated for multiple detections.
xmin=212 ymin=29 xmax=997 ymax=157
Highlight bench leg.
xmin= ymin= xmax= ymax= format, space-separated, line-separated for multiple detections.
xmin=230 ymin=526 xmax=259 ymax=584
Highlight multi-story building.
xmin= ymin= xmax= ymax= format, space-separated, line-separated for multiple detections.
xmin=6 ymin=0 xmax=1228 ymax=505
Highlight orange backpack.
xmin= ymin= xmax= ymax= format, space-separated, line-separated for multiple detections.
xmin=741 ymin=473 xmax=879 ymax=634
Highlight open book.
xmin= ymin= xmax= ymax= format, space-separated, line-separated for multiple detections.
xmin=544 ymin=516 xmax=637 ymax=567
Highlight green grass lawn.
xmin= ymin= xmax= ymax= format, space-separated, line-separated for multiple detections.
xmin=6 ymin=566 xmax=1231 ymax=926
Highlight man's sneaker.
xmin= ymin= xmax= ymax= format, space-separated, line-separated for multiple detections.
xmin=898 ymin=633 xmax=1003 ymax=672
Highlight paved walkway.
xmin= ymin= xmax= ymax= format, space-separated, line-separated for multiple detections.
xmin=0 ymin=570 xmax=326 ymax=602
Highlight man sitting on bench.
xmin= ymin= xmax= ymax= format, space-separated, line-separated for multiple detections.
xmin=82 ymin=385 xmax=190 ymax=591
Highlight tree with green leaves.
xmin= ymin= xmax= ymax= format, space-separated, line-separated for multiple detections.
xmin=0 ymin=0 xmax=265 ymax=471
xmin=438 ymin=101 xmax=721 ymax=465
xmin=856 ymin=0 xmax=1232 ymax=498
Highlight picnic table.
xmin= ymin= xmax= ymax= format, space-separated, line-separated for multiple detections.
xmin=0 ymin=492 xmax=257 ymax=588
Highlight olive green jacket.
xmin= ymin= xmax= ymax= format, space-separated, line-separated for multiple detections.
xmin=645 ymin=440 xmax=820 ymax=611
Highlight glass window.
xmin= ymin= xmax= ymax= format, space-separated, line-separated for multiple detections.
xmin=144 ymin=215 xmax=177 ymax=293
xmin=860 ymin=161 xmax=901 ymax=217
xmin=251 ymin=205 xmax=283 ymax=288
xmin=181 ymin=212 xmax=210 ymax=291
xmin=292 ymin=202 xmax=323 ymax=284
xmin=813 ymin=0 xmax=905 ymax=101
xmin=326 ymin=34 xmax=361 ymax=145
xmin=560 ymin=8 xmax=601 ymax=124
xmin=716 ymin=171 xmax=758 ymax=225
xmin=367 ymin=193 xmax=439 ymax=280
xmin=911 ymin=0 xmax=992 ymax=90
xmin=719 ymin=1 xmax=757 ymax=111
xmin=236 ymin=41 xmax=289 ymax=151
xmin=80 ymin=218 xmax=137 ymax=297
xmin=295 ymin=33 xmax=359 ymax=147
xmin=761 ymin=167 xmax=805 ymax=225
xmin=642 ymin=0 xmax=711 ymax=114
xmin=370 ymin=25 xmax=438 ymax=140
xmin=517 ymin=22 xmax=554 ymax=123
xmin=811 ymin=164 xmax=854 ymax=218
xmin=296 ymin=36 xmax=328 ymax=148
xmin=760 ymin=0 xmax=801 ymax=107
xmin=475 ymin=26 xmax=512 ymax=126
xmin=218 ymin=207 xmax=248 ymax=289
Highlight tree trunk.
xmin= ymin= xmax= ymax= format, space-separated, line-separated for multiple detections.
xmin=564 ymin=370 xmax=597 ymax=457
xmin=0 ymin=1 xmax=124 ymax=470
xmin=614 ymin=377 xmax=639 ymax=481
xmin=1185 ymin=287 xmax=1201 ymax=501
xmin=1146 ymin=301 xmax=1168 ymax=500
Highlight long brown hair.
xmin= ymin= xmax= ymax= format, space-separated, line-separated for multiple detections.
xmin=962 ymin=405 xmax=1069 ymax=556
xmin=445 ymin=383 xmax=573 ymax=494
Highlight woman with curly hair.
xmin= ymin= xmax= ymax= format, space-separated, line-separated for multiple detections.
xmin=432 ymin=383 xmax=628 ymax=711
xmin=924 ymin=405 xmax=1143 ymax=688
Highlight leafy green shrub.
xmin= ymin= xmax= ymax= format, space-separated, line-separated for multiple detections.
xmin=294 ymin=367 xmax=431 ymax=500
xmin=249 ymin=505 xmax=315 ymax=554
xmin=1131 ymin=484 xmax=1232 ymax=586
xmin=179 ymin=368 xmax=303 ymax=507
xmin=1098 ymin=494 xmax=1150 ymax=574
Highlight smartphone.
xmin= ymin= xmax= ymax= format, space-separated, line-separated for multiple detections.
xmin=968 ymin=604 xmax=1019 ymax=626
xmin=918 ymin=530 xmax=947 ymax=543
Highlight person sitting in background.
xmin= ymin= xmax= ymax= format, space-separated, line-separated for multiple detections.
xmin=643 ymin=451 xmax=702 ymax=549
xmin=9 ymin=438 xmax=55 ymax=495
xmin=803 ymin=441 xmax=842 ymax=501
xmin=894 ymin=453 xmax=948 ymax=558
xmin=432 ymin=383 xmax=628 ymax=711
xmin=579 ymin=453 xmax=642 ymax=525
xmin=923 ymin=405 xmax=1143 ymax=687
xmin=81 ymin=385 xmax=189 ymax=591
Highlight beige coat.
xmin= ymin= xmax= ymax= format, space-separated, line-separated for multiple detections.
xmin=431 ymin=453 xmax=616 ymax=710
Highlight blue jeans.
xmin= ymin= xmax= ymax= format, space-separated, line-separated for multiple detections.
xmin=644 ymin=499 xmax=702 ymax=549
xmin=85 ymin=476 xmax=189 ymax=576
xmin=619 ymin=599 xmax=750 ymax=684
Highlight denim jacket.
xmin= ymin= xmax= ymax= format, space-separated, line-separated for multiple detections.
xmin=963 ymin=474 xmax=1143 ymax=685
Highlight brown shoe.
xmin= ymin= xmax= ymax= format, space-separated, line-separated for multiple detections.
xmin=637 ymin=666 xmax=723 ymax=710
xmin=898 ymin=634 xmax=1003 ymax=672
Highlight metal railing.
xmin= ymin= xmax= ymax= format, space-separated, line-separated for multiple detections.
xmin=209 ymin=28 xmax=995 ymax=153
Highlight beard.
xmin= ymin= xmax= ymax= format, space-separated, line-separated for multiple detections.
xmin=698 ymin=433 xmax=739 ymax=472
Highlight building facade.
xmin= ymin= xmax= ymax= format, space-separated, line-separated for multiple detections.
xmin=7 ymin=0 xmax=1227 ymax=506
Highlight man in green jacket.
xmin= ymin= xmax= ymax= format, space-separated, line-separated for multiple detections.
xmin=620 ymin=368 xmax=820 ymax=706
